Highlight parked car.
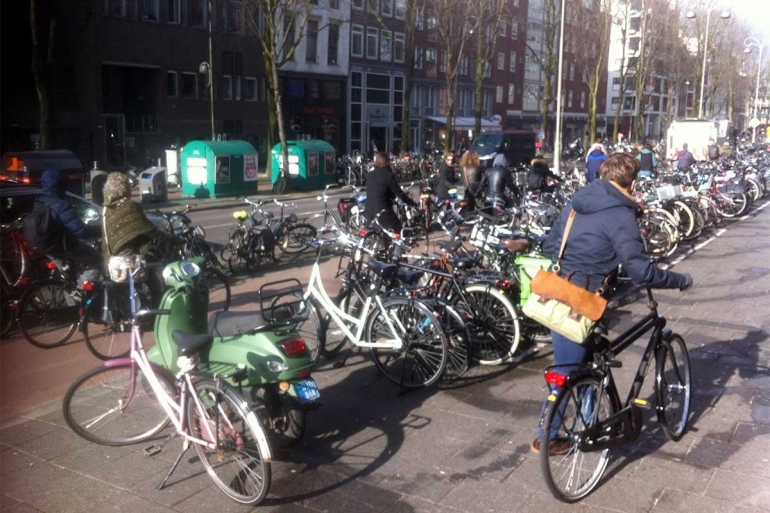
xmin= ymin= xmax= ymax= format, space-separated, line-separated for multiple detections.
xmin=470 ymin=130 xmax=537 ymax=168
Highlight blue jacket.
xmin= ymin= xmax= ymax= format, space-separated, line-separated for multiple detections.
xmin=637 ymin=149 xmax=658 ymax=171
xmin=544 ymin=180 xmax=688 ymax=292
xmin=585 ymin=149 xmax=606 ymax=182
xmin=39 ymin=169 xmax=87 ymax=239
xmin=677 ymin=150 xmax=696 ymax=170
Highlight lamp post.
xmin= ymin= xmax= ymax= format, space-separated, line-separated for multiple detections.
xmin=686 ymin=7 xmax=730 ymax=119
xmin=744 ymin=37 xmax=770 ymax=144
xmin=199 ymin=0 xmax=215 ymax=140
xmin=552 ymin=0 xmax=567 ymax=174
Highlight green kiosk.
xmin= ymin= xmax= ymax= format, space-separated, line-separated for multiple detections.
xmin=270 ymin=140 xmax=336 ymax=192
xmin=181 ymin=140 xmax=259 ymax=198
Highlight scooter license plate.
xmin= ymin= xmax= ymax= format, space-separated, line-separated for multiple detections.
xmin=294 ymin=379 xmax=321 ymax=403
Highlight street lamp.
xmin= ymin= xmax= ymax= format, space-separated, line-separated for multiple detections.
xmin=199 ymin=0 xmax=215 ymax=140
xmin=552 ymin=0 xmax=567 ymax=174
xmin=686 ymin=7 xmax=730 ymax=119
xmin=744 ymin=37 xmax=770 ymax=144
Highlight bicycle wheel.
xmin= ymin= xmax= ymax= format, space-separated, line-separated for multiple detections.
xmin=540 ymin=376 xmax=615 ymax=502
xmin=188 ymin=378 xmax=271 ymax=505
xmin=201 ymin=267 xmax=232 ymax=311
xmin=432 ymin=301 xmax=470 ymax=380
xmin=63 ymin=363 xmax=175 ymax=446
xmin=366 ymin=297 xmax=448 ymax=388
xmin=246 ymin=232 xmax=271 ymax=273
xmin=269 ymin=293 xmax=324 ymax=364
xmin=18 ymin=279 xmax=79 ymax=348
xmin=457 ymin=284 xmax=521 ymax=365
xmin=670 ymin=201 xmax=695 ymax=240
xmin=324 ymin=287 xmax=362 ymax=356
xmin=0 ymin=280 xmax=17 ymax=339
xmin=273 ymin=176 xmax=287 ymax=195
xmin=655 ymin=334 xmax=691 ymax=441
xmin=715 ymin=192 xmax=747 ymax=218
xmin=280 ymin=224 xmax=318 ymax=255
xmin=82 ymin=318 xmax=132 ymax=360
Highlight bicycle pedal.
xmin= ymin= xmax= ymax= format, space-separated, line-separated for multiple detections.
xmin=632 ymin=398 xmax=652 ymax=409
xmin=143 ymin=445 xmax=162 ymax=457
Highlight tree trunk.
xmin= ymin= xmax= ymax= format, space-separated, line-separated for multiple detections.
xmin=446 ymin=83 xmax=455 ymax=152
xmin=269 ymin=56 xmax=292 ymax=191
xmin=541 ymin=78 xmax=551 ymax=148
xmin=31 ymin=0 xmax=55 ymax=149
xmin=473 ymin=33 xmax=485 ymax=136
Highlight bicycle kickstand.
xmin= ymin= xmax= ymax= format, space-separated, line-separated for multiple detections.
xmin=332 ymin=346 xmax=353 ymax=369
xmin=156 ymin=440 xmax=189 ymax=491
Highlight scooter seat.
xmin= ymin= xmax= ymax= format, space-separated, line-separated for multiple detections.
xmin=396 ymin=268 xmax=424 ymax=285
xmin=367 ymin=260 xmax=397 ymax=280
xmin=208 ymin=310 xmax=267 ymax=338
xmin=503 ymin=239 xmax=530 ymax=252
xmin=436 ymin=240 xmax=463 ymax=253
xmin=448 ymin=256 xmax=475 ymax=270
xmin=172 ymin=330 xmax=213 ymax=356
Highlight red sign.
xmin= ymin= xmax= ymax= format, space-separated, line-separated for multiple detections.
xmin=303 ymin=106 xmax=335 ymax=115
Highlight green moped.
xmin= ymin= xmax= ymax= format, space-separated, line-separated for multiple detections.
xmin=146 ymin=258 xmax=320 ymax=447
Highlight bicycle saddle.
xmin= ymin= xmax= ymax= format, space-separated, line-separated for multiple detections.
xmin=208 ymin=310 xmax=267 ymax=337
xmin=436 ymin=240 xmax=463 ymax=253
xmin=448 ymin=256 xmax=475 ymax=270
xmin=367 ymin=260 xmax=398 ymax=280
xmin=232 ymin=211 xmax=249 ymax=220
xmin=503 ymin=239 xmax=530 ymax=252
xmin=172 ymin=330 xmax=213 ymax=356
xmin=396 ymin=268 xmax=423 ymax=285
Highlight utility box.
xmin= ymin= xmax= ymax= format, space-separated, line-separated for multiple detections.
xmin=1 ymin=150 xmax=86 ymax=196
xmin=666 ymin=120 xmax=718 ymax=161
xmin=140 ymin=166 xmax=168 ymax=202
xmin=270 ymin=140 xmax=336 ymax=192
xmin=181 ymin=140 xmax=259 ymax=199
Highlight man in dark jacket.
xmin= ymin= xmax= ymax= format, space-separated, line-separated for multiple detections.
xmin=365 ymin=153 xmax=417 ymax=232
xmin=528 ymin=155 xmax=561 ymax=192
xmin=434 ymin=153 xmax=459 ymax=200
xmin=533 ymin=153 xmax=692 ymax=455
xmin=676 ymin=143 xmax=696 ymax=170
xmin=481 ymin=164 xmax=517 ymax=208
xmin=637 ymin=143 xmax=658 ymax=179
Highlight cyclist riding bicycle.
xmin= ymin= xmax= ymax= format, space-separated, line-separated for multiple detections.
xmin=365 ymin=152 xmax=417 ymax=233
xmin=528 ymin=154 xmax=562 ymax=194
xmin=533 ymin=153 xmax=693 ymax=455
xmin=480 ymin=163 xmax=518 ymax=209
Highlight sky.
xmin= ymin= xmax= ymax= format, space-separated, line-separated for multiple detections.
xmin=722 ymin=0 xmax=770 ymax=38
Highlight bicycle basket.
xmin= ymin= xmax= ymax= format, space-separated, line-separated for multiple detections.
xmin=655 ymin=184 xmax=682 ymax=202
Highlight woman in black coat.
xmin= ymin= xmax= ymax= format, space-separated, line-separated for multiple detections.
xmin=365 ymin=153 xmax=417 ymax=232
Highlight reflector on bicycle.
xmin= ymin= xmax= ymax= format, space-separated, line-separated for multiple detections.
xmin=544 ymin=370 xmax=567 ymax=388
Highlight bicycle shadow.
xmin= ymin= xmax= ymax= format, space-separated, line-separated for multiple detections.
xmin=602 ymin=327 xmax=770 ymax=482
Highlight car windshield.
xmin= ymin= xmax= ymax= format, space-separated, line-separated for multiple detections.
xmin=471 ymin=133 xmax=503 ymax=149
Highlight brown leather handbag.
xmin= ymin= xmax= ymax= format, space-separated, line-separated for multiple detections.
xmin=522 ymin=210 xmax=607 ymax=343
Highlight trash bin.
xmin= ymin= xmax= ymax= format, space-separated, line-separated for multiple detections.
xmin=140 ymin=166 xmax=168 ymax=202
xmin=165 ymin=149 xmax=181 ymax=190
xmin=180 ymin=140 xmax=258 ymax=199
xmin=270 ymin=140 xmax=336 ymax=192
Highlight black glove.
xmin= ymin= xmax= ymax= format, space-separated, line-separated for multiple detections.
xmin=679 ymin=273 xmax=693 ymax=291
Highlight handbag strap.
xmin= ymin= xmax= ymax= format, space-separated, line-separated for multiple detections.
xmin=553 ymin=209 xmax=576 ymax=272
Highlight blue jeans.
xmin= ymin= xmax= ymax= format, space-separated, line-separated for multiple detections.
xmin=637 ymin=170 xmax=654 ymax=180
xmin=537 ymin=331 xmax=593 ymax=439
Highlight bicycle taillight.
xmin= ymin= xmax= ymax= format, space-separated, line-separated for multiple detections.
xmin=544 ymin=370 xmax=567 ymax=388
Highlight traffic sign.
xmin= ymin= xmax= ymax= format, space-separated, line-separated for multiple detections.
xmin=749 ymin=117 xmax=761 ymax=129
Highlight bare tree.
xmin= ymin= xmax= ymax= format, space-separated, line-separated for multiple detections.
xmin=572 ymin=0 xmax=612 ymax=144
xmin=30 ymin=0 xmax=56 ymax=149
xmin=435 ymin=0 xmax=475 ymax=151
xmin=240 ymin=0 xmax=313 ymax=191
xmin=400 ymin=0 xmax=428 ymax=154
xmin=611 ymin=0 xmax=632 ymax=141
xmin=632 ymin=0 xmax=669 ymax=142
xmin=472 ymin=0 xmax=508 ymax=136
xmin=524 ymin=0 xmax=560 ymax=146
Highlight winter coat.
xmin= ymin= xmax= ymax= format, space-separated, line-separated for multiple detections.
xmin=676 ymin=150 xmax=696 ymax=170
xmin=543 ymin=179 xmax=689 ymax=292
xmin=434 ymin=163 xmax=459 ymax=199
xmin=39 ymin=169 xmax=87 ymax=241
xmin=101 ymin=197 xmax=157 ymax=271
xmin=364 ymin=166 xmax=416 ymax=221
xmin=638 ymin=149 xmax=658 ymax=171
xmin=585 ymin=149 xmax=607 ymax=182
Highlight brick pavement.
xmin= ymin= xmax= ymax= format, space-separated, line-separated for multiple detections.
xmin=2 ymin=200 xmax=770 ymax=513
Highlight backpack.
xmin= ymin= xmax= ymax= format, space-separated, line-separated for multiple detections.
xmin=639 ymin=151 xmax=654 ymax=171
xmin=527 ymin=170 xmax=545 ymax=191
xmin=23 ymin=199 xmax=63 ymax=254
xmin=708 ymin=144 xmax=719 ymax=160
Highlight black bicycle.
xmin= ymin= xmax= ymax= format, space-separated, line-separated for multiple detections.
xmin=539 ymin=288 xmax=691 ymax=502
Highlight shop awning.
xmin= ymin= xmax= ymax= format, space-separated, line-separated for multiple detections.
xmin=426 ymin=116 xmax=502 ymax=129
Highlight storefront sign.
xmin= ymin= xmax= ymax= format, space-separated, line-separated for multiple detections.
xmin=244 ymin=153 xmax=258 ymax=181
xmin=367 ymin=105 xmax=390 ymax=122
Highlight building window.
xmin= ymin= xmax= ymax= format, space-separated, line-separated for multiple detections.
xmin=366 ymin=27 xmax=379 ymax=60
xmin=190 ymin=0 xmax=205 ymax=27
xmin=611 ymin=96 xmax=619 ymax=106
xmin=352 ymin=0 xmax=363 ymax=9
xmin=327 ymin=23 xmax=339 ymax=65
xmin=416 ymin=11 xmax=424 ymax=30
xmin=351 ymin=24 xmax=364 ymax=57
xmin=427 ymin=86 xmax=436 ymax=111
xmin=509 ymin=51 xmax=516 ymax=72
xmin=367 ymin=0 xmax=378 ymax=13
xmin=381 ymin=0 xmax=392 ymax=17
xmin=395 ymin=0 xmax=405 ymax=19
xmin=142 ymin=0 xmax=159 ymax=20
xmin=167 ymin=0 xmax=180 ymax=23
xmin=497 ymin=52 xmax=505 ymax=70
xmin=485 ymin=60 xmax=491 ymax=78
xmin=222 ymin=75 xmax=233 ymax=100
xmin=483 ymin=90 xmax=492 ymax=117
xmin=182 ymin=72 xmax=197 ymax=98
xmin=567 ymin=90 xmax=573 ymax=108
xmin=508 ymin=83 xmax=515 ymax=104
xmin=499 ymin=20 xmax=506 ymax=37
xmin=284 ymin=19 xmax=296 ymax=60
xmin=513 ymin=0 xmax=519 ymax=6
xmin=414 ymin=47 xmax=423 ymax=69
xmin=425 ymin=48 xmax=437 ymax=66
xmin=580 ymin=91 xmax=586 ymax=109
xmin=427 ymin=16 xmax=437 ymax=30
xmin=329 ymin=0 xmax=339 ymax=7
xmin=496 ymin=85 xmax=503 ymax=103
xmin=569 ymin=62 xmax=575 ymax=80
xmin=394 ymin=32 xmax=405 ymax=63
xmin=166 ymin=71 xmax=178 ymax=97
xmin=439 ymin=51 xmax=446 ymax=72
xmin=379 ymin=30 xmax=392 ymax=61
xmin=234 ymin=76 xmax=241 ymax=100
xmin=612 ymin=77 xmax=620 ymax=91
xmin=410 ymin=85 xmax=422 ymax=108
xmin=111 ymin=0 xmax=126 ymax=17
xmin=306 ymin=19 xmax=318 ymax=63
xmin=511 ymin=20 xmax=518 ymax=40
xmin=460 ymin=56 xmax=468 ymax=75
xmin=245 ymin=77 xmax=257 ymax=101
xmin=438 ymin=88 xmax=447 ymax=113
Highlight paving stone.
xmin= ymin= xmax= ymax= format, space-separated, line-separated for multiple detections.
xmin=440 ymin=443 xmax=528 ymax=484
xmin=1 ymin=495 xmax=43 ymax=513
xmin=631 ymin=452 xmax=715 ymax=494
xmin=706 ymin=470 xmax=770 ymax=510
xmin=170 ymin=485 xmax=259 ymax=513
xmin=0 ymin=420 xmax=61 ymax=447
xmin=128 ymin=462 xmax=214 ymax=508
xmin=0 ymin=450 xmax=40 ymax=477
xmin=15 ymin=427 xmax=87 ymax=462
xmin=652 ymin=488 xmax=755 ymax=513
xmin=49 ymin=442 xmax=135 ymax=473
xmin=81 ymin=449 xmax=177 ymax=487
xmin=438 ymin=477 xmax=534 ymax=512
xmin=380 ymin=460 xmax=466 ymax=504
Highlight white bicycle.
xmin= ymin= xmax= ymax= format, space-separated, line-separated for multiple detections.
xmin=304 ymin=230 xmax=449 ymax=388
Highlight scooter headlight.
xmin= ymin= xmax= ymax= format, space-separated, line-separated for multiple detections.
xmin=181 ymin=261 xmax=201 ymax=277
xmin=193 ymin=225 xmax=206 ymax=238
xmin=266 ymin=360 xmax=289 ymax=373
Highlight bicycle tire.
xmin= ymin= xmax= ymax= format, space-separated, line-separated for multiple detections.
xmin=670 ymin=201 xmax=695 ymax=240
xmin=188 ymin=377 xmax=272 ymax=505
xmin=455 ymin=284 xmax=521 ymax=365
xmin=366 ymin=297 xmax=448 ymax=388
xmin=199 ymin=266 xmax=232 ymax=311
xmin=715 ymin=192 xmax=747 ymax=218
xmin=273 ymin=176 xmax=287 ymax=195
xmin=540 ymin=376 xmax=615 ymax=503
xmin=18 ymin=279 xmax=79 ymax=348
xmin=280 ymin=224 xmax=318 ymax=255
xmin=269 ymin=293 xmax=324 ymax=364
xmin=655 ymin=334 xmax=691 ymax=441
xmin=0 ymin=280 xmax=17 ymax=339
xmin=82 ymin=317 xmax=132 ymax=361
xmin=323 ymin=287 xmax=360 ymax=356
xmin=63 ymin=363 xmax=176 ymax=446
xmin=427 ymin=299 xmax=470 ymax=380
